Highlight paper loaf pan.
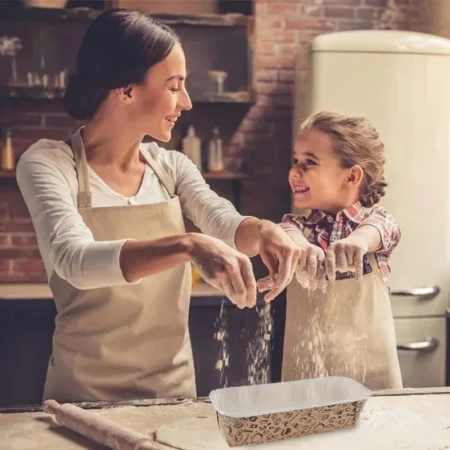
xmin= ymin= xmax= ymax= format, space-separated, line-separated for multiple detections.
xmin=209 ymin=376 xmax=371 ymax=447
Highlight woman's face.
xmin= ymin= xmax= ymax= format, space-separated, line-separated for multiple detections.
xmin=127 ymin=42 xmax=192 ymax=142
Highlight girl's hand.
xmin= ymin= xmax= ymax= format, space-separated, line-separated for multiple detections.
xmin=325 ymin=236 xmax=369 ymax=281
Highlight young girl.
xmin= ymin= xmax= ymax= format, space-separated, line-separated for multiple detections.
xmin=258 ymin=111 xmax=403 ymax=390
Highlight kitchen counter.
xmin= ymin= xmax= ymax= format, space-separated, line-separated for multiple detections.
xmin=1 ymin=387 xmax=450 ymax=449
xmin=0 ymin=282 xmax=223 ymax=300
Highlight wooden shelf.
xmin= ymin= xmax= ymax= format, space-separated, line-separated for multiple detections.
xmin=0 ymin=170 xmax=16 ymax=180
xmin=0 ymin=6 xmax=250 ymax=27
xmin=203 ymin=170 xmax=246 ymax=180
xmin=0 ymin=86 xmax=254 ymax=105
xmin=0 ymin=170 xmax=246 ymax=181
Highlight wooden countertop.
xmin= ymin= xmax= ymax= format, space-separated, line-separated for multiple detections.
xmin=1 ymin=388 xmax=450 ymax=449
xmin=0 ymin=282 xmax=223 ymax=300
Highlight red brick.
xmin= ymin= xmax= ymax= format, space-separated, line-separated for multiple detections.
xmin=323 ymin=0 xmax=361 ymax=5
xmin=278 ymin=69 xmax=296 ymax=83
xmin=273 ymin=94 xmax=293 ymax=108
xmin=267 ymin=3 xmax=299 ymax=16
xmin=338 ymin=20 xmax=374 ymax=30
xmin=5 ymin=258 xmax=46 ymax=283
xmin=9 ymin=201 xmax=30 ymax=222
xmin=228 ymin=132 xmax=245 ymax=148
xmin=11 ymin=233 xmax=37 ymax=247
xmin=300 ymin=29 xmax=331 ymax=41
xmin=0 ymin=272 xmax=46 ymax=283
xmin=0 ymin=221 xmax=35 ymax=232
xmin=271 ymin=107 xmax=293 ymax=120
xmin=0 ymin=234 xmax=11 ymax=247
xmin=302 ymin=4 xmax=323 ymax=17
xmin=242 ymin=132 xmax=272 ymax=147
xmin=271 ymin=121 xmax=294 ymax=137
xmin=0 ymin=259 xmax=11 ymax=275
xmin=286 ymin=18 xmax=334 ymax=30
xmin=324 ymin=6 xmax=356 ymax=19
xmin=257 ymin=17 xmax=285 ymax=29
xmin=13 ymin=127 xmax=71 ymax=142
xmin=1 ymin=248 xmax=41 ymax=259
xmin=277 ymin=54 xmax=296 ymax=69
xmin=356 ymin=7 xmax=377 ymax=20
xmin=247 ymin=105 xmax=271 ymax=120
xmin=364 ymin=0 xmax=386 ymax=6
xmin=1 ymin=98 xmax=65 ymax=116
xmin=4 ymin=112 xmax=43 ymax=127
xmin=259 ymin=28 xmax=298 ymax=43
xmin=256 ymin=82 xmax=293 ymax=95
xmin=255 ymin=69 xmax=278 ymax=82
xmin=11 ymin=257 xmax=45 ymax=274
xmin=44 ymin=113 xmax=76 ymax=128
xmin=279 ymin=43 xmax=301 ymax=59
xmin=258 ymin=42 xmax=279 ymax=56
xmin=0 ymin=203 xmax=8 ymax=221
xmin=255 ymin=54 xmax=279 ymax=69
xmin=239 ymin=119 xmax=269 ymax=133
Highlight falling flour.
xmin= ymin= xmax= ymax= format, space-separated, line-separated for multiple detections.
xmin=289 ymin=282 xmax=368 ymax=384
xmin=214 ymin=300 xmax=273 ymax=387
xmin=214 ymin=300 xmax=229 ymax=387
xmin=245 ymin=302 xmax=273 ymax=385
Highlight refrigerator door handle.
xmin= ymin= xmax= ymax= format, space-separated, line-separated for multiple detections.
xmin=397 ymin=337 xmax=439 ymax=352
xmin=391 ymin=285 xmax=440 ymax=301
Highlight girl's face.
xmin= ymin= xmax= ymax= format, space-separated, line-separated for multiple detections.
xmin=125 ymin=43 xmax=192 ymax=142
xmin=289 ymin=129 xmax=362 ymax=213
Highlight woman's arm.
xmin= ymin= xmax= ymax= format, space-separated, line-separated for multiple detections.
xmin=16 ymin=147 xmax=256 ymax=307
xmin=172 ymin=151 xmax=305 ymax=299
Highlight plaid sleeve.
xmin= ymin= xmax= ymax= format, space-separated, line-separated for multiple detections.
xmin=280 ymin=213 xmax=306 ymax=235
xmin=358 ymin=206 xmax=401 ymax=254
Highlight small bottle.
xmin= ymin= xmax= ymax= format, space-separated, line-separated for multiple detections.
xmin=1 ymin=129 xmax=15 ymax=171
xmin=182 ymin=125 xmax=202 ymax=170
xmin=207 ymin=127 xmax=224 ymax=172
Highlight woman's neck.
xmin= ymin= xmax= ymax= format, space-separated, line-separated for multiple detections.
xmin=81 ymin=112 xmax=144 ymax=170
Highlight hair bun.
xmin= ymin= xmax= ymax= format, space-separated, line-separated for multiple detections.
xmin=64 ymin=73 xmax=107 ymax=121
xmin=363 ymin=179 xmax=387 ymax=207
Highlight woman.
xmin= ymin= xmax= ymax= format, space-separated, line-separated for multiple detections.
xmin=17 ymin=9 xmax=301 ymax=403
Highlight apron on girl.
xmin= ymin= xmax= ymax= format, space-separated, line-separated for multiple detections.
xmin=282 ymin=227 xmax=402 ymax=390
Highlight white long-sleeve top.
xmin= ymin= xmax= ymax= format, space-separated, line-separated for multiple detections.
xmin=16 ymin=139 xmax=247 ymax=290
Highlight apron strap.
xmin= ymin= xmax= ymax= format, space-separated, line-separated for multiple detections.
xmin=140 ymin=148 xmax=176 ymax=198
xmin=70 ymin=128 xmax=176 ymax=208
xmin=71 ymin=128 xmax=92 ymax=208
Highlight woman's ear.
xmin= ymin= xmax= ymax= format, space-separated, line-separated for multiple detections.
xmin=116 ymin=85 xmax=134 ymax=102
xmin=347 ymin=165 xmax=364 ymax=186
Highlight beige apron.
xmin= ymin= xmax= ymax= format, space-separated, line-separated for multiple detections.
xmin=43 ymin=129 xmax=196 ymax=402
xmin=282 ymin=235 xmax=402 ymax=390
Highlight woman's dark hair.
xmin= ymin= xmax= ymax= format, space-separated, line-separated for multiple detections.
xmin=64 ymin=9 xmax=179 ymax=120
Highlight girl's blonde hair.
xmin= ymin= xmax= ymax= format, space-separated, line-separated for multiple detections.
xmin=300 ymin=111 xmax=387 ymax=207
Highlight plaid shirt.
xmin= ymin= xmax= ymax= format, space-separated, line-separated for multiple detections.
xmin=280 ymin=202 xmax=401 ymax=290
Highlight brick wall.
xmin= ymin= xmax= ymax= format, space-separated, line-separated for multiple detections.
xmin=0 ymin=0 xmax=437 ymax=283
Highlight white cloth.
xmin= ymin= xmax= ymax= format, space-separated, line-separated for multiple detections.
xmin=16 ymin=139 xmax=247 ymax=290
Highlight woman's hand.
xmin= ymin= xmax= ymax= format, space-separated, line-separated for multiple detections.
xmin=325 ymin=236 xmax=368 ymax=281
xmin=255 ymin=220 xmax=302 ymax=302
xmin=188 ymin=233 xmax=256 ymax=309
